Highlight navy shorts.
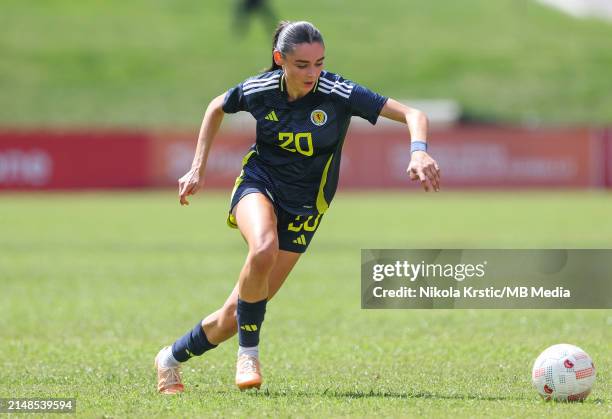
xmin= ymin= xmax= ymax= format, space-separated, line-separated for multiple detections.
xmin=227 ymin=180 xmax=324 ymax=253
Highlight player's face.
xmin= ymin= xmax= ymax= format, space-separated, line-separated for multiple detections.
xmin=281 ymin=42 xmax=325 ymax=95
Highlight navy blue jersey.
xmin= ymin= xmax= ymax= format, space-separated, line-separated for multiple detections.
xmin=222 ymin=69 xmax=388 ymax=215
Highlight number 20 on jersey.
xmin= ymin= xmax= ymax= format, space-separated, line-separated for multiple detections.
xmin=278 ymin=132 xmax=313 ymax=156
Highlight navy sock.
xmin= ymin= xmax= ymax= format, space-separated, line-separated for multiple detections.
xmin=237 ymin=298 xmax=267 ymax=347
xmin=171 ymin=321 xmax=217 ymax=362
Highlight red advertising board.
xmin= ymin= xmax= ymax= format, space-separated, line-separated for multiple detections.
xmin=0 ymin=125 xmax=609 ymax=190
xmin=148 ymin=130 xmax=254 ymax=188
xmin=0 ymin=130 xmax=150 ymax=189
xmin=604 ymin=128 xmax=612 ymax=188
xmin=340 ymin=125 xmax=600 ymax=189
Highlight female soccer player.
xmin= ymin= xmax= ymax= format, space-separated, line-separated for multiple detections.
xmin=155 ymin=20 xmax=440 ymax=394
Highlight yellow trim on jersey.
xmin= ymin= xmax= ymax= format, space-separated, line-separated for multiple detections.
xmin=316 ymin=154 xmax=334 ymax=214
xmin=227 ymin=150 xmax=256 ymax=228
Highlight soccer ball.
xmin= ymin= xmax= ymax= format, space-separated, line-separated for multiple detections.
xmin=532 ymin=343 xmax=596 ymax=401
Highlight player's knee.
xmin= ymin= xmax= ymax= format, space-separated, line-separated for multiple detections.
xmin=248 ymin=235 xmax=279 ymax=272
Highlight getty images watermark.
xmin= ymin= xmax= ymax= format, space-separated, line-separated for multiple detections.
xmin=361 ymin=250 xmax=612 ymax=309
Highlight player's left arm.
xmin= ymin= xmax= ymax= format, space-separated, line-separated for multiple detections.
xmin=380 ymin=98 xmax=440 ymax=192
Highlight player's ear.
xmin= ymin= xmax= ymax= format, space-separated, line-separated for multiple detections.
xmin=273 ymin=50 xmax=284 ymax=66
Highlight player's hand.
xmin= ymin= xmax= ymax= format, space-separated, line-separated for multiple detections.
xmin=407 ymin=151 xmax=440 ymax=192
xmin=178 ymin=167 xmax=203 ymax=206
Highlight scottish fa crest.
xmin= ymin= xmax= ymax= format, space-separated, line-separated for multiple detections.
xmin=310 ymin=109 xmax=327 ymax=126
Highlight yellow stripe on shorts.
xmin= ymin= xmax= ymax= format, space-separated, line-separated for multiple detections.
xmin=227 ymin=150 xmax=256 ymax=228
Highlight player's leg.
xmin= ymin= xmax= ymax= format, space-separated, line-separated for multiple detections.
xmin=201 ymin=249 xmax=300 ymax=344
xmin=232 ymin=203 xmax=325 ymax=389
xmin=231 ymin=192 xmax=280 ymax=389
xmin=155 ymin=248 xmax=299 ymax=394
xmin=156 ymin=192 xmax=281 ymax=393
xmin=234 ymin=192 xmax=278 ymax=301
xmin=156 ymin=190 xmax=323 ymax=393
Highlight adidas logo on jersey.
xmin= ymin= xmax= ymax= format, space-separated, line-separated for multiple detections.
xmin=264 ymin=110 xmax=279 ymax=121
xmin=293 ymin=234 xmax=307 ymax=246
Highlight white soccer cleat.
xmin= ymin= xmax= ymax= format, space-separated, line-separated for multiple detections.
xmin=235 ymin=354 xmax=262 ymax=390
xmin=155 ymin=346 xmax=185 ymax=394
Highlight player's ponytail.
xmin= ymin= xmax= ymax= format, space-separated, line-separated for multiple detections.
xmin=265 ymin=21 xmax=324 ymax=72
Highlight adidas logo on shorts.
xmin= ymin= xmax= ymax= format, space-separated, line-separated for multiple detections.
xmin=293 ymin=234 xmax=307 ymax=246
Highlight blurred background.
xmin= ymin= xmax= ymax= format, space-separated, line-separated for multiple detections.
xmin=1 ymin=2 xmax=611 ymax=415
xmin=1 ymin=0 xmax=611 ymax=190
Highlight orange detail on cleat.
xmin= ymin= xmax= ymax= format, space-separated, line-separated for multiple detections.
xmin=235 ymin=354 xmax=262 ymax=390
xmin=155 ymin=347 xmax=185 ymax=395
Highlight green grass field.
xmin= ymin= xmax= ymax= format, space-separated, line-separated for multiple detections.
xmin=0 ymin=191 xmax=610 ymax=417
xmin=2 ymin=0 xmax=612 ymax=126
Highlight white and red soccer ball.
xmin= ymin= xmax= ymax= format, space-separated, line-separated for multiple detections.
xmin=532 ymin=344 xmax=596 ymax=401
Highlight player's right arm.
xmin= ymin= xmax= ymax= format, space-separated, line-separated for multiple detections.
xmin=178 ymin=93 xmax=227 ymax=206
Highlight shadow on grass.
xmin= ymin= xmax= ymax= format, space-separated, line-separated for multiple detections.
xmin=230 ymin=388 xmax=529 ymax=402
xmin=232 ymin=389 xmax=606 ymax=404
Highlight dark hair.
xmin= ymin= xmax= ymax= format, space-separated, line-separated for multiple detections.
xmin=265 ymin=21 xmax=324 ymax=72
